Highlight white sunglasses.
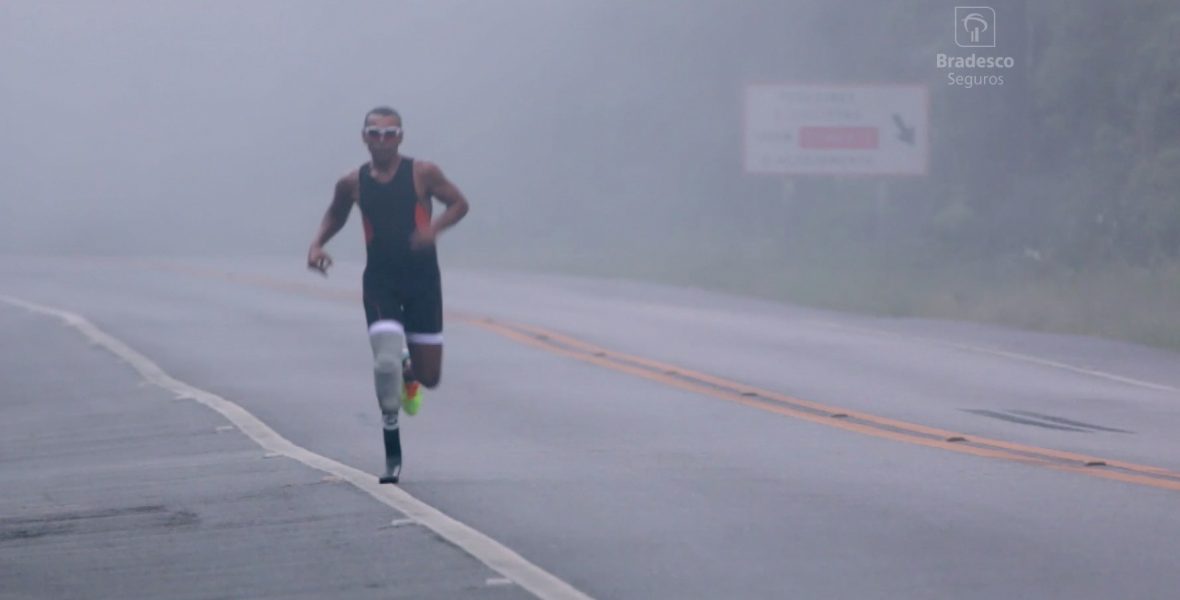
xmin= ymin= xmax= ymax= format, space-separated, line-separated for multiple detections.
xmin=364 ymin=126 xmax=403 ymax=140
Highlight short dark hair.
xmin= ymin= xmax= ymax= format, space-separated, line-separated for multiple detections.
xmin=364 ymin=106 xmax=401 ymax=127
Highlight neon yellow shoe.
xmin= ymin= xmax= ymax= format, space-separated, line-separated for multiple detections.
xmin=403 ymin=380 xmax=423 ymax=416
xmin=400 ymin=349 xmax=422 ymax=416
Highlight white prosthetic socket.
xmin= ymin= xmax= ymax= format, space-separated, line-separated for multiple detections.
xmin=369 ymin=320 xmax=406 ymax=420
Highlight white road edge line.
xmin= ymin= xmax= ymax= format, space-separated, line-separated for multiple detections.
xmin=818 ymin=320 xmax=1180 ymax=394
xmin=1 ymin=294 xmax=592 ymax=600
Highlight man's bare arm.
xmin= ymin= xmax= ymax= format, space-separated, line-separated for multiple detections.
xmin=411 ymin=161 xmax=469 ymax=248
xmin=308 ymin=174 xmax=357 ymax=274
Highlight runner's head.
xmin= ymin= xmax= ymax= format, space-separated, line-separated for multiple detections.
xmin=362 ymin=106 xmax=403 ymax=162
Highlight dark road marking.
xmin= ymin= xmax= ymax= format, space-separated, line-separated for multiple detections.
xmin=964 ymin=409 xmax=1090 ymax=432
xmin=1008 ymin=410 xmax=1133 ymax=433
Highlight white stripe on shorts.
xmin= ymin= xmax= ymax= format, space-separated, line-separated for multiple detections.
xmin=369 ymin=320 xmax=405 ymax=335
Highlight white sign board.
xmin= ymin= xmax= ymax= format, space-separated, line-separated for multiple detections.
xmin=744 ymin=84 xmax=929 ymax=176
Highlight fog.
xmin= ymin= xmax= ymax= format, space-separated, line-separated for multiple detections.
xmin=2 ymin=0 xmax=772 ymax=258
xmin=3 ymin=1 xmax=1177 ymax=346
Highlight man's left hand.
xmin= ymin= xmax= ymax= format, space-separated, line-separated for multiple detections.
xmin=410 ymin=227 xmax=437 ymax=250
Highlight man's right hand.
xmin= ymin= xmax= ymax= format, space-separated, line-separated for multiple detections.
xmin=307 ymin=245 xmax=333 ymax=276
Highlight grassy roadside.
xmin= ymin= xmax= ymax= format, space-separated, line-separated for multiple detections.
xmin=448 ymin=239 xmax=1180 ymax=353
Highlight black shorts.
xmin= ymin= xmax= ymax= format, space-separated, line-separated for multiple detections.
xmin=362 ymin=277 xmax=443 ymax=344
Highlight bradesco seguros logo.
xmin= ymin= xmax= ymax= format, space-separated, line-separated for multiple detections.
xmin=936 ymin=6 xmax=1015 ymax=88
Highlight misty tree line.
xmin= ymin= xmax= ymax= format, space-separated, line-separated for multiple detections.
xmin=1026 ymin=0 xmax=1180 ymax=270
xmin=909 ymin=0 xmax=1180 ymax=272
xmin=781 ymin=0 xmax=1180 ymax=275
xmin=507 ymin=0 xmax=1180 ymax=285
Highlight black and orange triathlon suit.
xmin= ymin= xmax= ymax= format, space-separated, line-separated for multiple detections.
xmin=357 ymin=158 xmax=443 ymax=342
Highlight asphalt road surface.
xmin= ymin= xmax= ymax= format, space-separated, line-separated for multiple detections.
xmin=3 ymin=256 xmax=1180 ymax=599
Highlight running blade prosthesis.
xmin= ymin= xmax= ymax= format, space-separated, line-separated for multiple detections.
xmin=380 ymin=412 xmax=401 ymax=484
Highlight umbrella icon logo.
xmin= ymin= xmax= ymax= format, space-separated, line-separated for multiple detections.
xmin=955 ymin=6 xmax=996 ymax=48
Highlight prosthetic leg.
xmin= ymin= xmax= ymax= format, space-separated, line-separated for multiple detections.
xmin=370 ymin=320 xmax=405 ymax=484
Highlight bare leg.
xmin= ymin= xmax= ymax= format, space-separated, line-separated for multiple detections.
xmin=407 ymin=342 xmax=442 ymax=388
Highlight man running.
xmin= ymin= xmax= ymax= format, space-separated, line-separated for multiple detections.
xmin=306 ymin=106 xmax=470 ymax=484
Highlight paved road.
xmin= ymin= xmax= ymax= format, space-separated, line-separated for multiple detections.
xmin=3 ymin=256 xmax=1179 ymax=599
